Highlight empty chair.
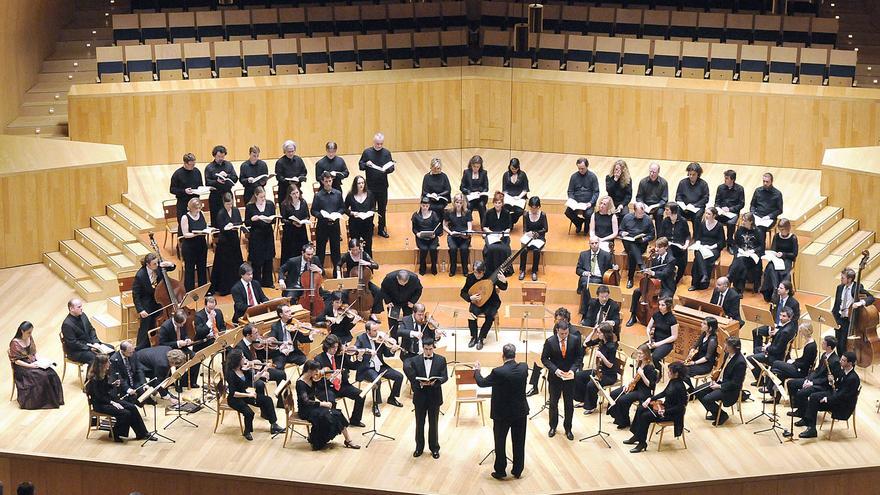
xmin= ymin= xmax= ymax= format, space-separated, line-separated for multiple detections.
xmin=140 ymin=13 xmax=168 ymax=45
xmin=334 ymin=6 xmax=361 ymax=36
xmin=768 ymin=45 xmax=797 ymax=83
xmin=559 ymin=5 xmax=588 ymax=35
xmin=96 ymin=46 xmax=125 ymax=83
xmin=753 ymin=15 xmax=781 ymax=46
xmin=361 ymin=5 xmax=388 ymax=35
xmin=536 ymin=33 xmax=566 ymax=70
xmin=798 ymin=47 xmax=828 ymax=86
xmin=510 ymin=31 xmax=536 ymax=69
xmin=279 ymin=8 xmax=307 ymax=38
xmin=681 ymin=41 xmax=709 ymax=78
xmin=739 ymin=44 xmax=768 ymax=82
xmin=681 ymin=0 xmax=707 ymax=11
xmin=642 ymin=10 xmax=670 ymax=40
xmin=196 ymin=11 xmax=224 ymax=42
xmin=787 ymin=0 xmax=818 ymax=15
xmin=507 ymin=3 xmax=527 ymax=28
xmin=622 ymin=38 xmax=650 ymax=75
xmin=724 ymin=13 xmax=753 ymax=45
xmin=386 ymin=33 xmax=414 ymax=70
xmin=113 ymin=14 xmax=141 ymax=46
xmin=124 ymin=44 xmax=154 ymax=82
xmin=300 ymin=36 xmax=329 ymax=74
xmin=328 ymin=35 xmax=357 ymax=72
xmin=415 ymin=3 xmax=444 ymax=32
xmin=357 ymin=34 xmax=386 ymax=71
xmin=565 ymin=34 xmax=595 ymax=72
xmin=481 ymin=29 xmax=510 ymax=67
xmin=414 ymin=31 xmax=442 ymax=68
xmin=154 ymin=43 xmax=184 ymax=80
xmin=615 ymin=9 xmax=642 ymax=38
xmin=482 ymin=1 xmax=508 ymax=30
xmin=308 ymin=7 xmax=334 ymax=37
xmin=594 ymin=37 xmax=623 ymax=73
xmin=654 ymin=0 xmax=682 ymax=8
xmin=652 ymin=39 xmax=681 ymax=77
xmin=828 ymin=49 xmax=856 ymax=87
xmin=224 ymin=10 xmax=253 ymax=41
xmin=697 ymin=12 xmax=724 ymax=43
xmin=270 ymin=38 xmax=300 ymax=75
xmin=669 ymin=11 xmax=697 ymax=41
xmin=242 ymin=39 xmax=271 ymax=76
xmin=214 ymin=40 xmax=243 ymax=78
xmin=183 ymin=42 xmax=214 ymax=79
xmin=736 ymin=0 xmax=769 ymax=13
xmin=441 ymin=29 xmax=468 ymax=67
xmin=587 ymin=7 xmax=615 ymax=36
xmin=252 ymin=9 xmax=279 ymax=39
xmin=708 ymin=42 xmax=737 ymax=80
xmin=542 ymin=4 xmax=562 ymax=34
xmin=782 ymin=16 xmax=810 ymax=48
xmin=388 ymin=3 xmax=416 ymax=33
xmin=443 ymin=1 xmax=468 ymax=29
xmin=168 ymin=12 xmax=197 ymax=44
xmin=811 ymin=17 xmax=838 ymax=49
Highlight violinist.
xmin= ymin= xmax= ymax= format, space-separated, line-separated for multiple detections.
xmin=235 ymin=324 xmax=286 ymax=404
xmin=683 ymin=317 xmax=719 ymax=385
xmin=573 ymin=323 xmax=618 ymax=415
xmin=315 ymin=334 xmax=366 ymax=427
xmin=224 ymin=349 xmax=285 ymax=441
xmin=318 ymin=292 xmax=359 ymax=344
xmin=178 ymin=197 xmax=209 ymax=292
xmin=398 ymin=303 xmax=438 ymax=361
xmin=381 ymin=269 xmax=423 ymax=339
xmin=607 ymin=344 xmax=656 ymax=429
xmin=231 ymin=263 xmax=269 ymax=324
xmin=796 ymin=351 xmax=860 ymax=439
xmin=643 ymin=297 xmax=678 ymax=374
xmin=355 ymin=320 xmax=405 ymax=417
xmin=337 ymin=238 xmax=383 ymax=321
xmin=278 ymin=243 xmax=325 ymax=301
xmin=461 ymin=260 xmax=508 ymax=350
xmin=623 ymin=361 xmax=688 ymax=453
xmin=268 ymin=304 xmax=315 ymax=369
xmin=132 ymin=253 xmax=176 ymax=350
xmin=787 ymin=335 xmax=841 ymax=420
xmin=581 ymin=285 xmax=621 ymax=337
xmin=694 ymin=336 xmax=746 ymax=426
xmin=576 ymin=237 xmax=614 ymax=322
xmin=767 ymin=323 xmax=816 ymax=403
xmin=831 ymin=267 xmax=875 ymax=356
xmin=625 ymin=237 xmax=676 ymax=328
xmin=296 ymin=359 xmax=361 ymax=450
xmin=193 ymin=295 xmax=226 ymax=353
xmin=158 ymin=309 xmax=200 ymax=388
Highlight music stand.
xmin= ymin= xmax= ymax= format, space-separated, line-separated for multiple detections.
xmin=579 ymin=374 xmax=614 ymax=448
xmin=746 ymin=360 xmax=783 ymax=443
xmin=507 ymin=304 xmax=547 ymax=343
xmin=180 ymin=283 xmax=211 ymax=310
xmin=806 ymin=305 xmax=839 ymax=335
xmin=741 ymin=305 xmax=774 ymax=328
xmin=322 ymin=277 xmax=359 ymax=293
xmin=360 ymin=370 xmax=394 ymax=447
xmin=164 ymin=363 xmax=199 ymax=430
xmin=436 ymin=304 xmax=466 ymax=365
xmin=136 ymin=378 xmax=173 ymax=447
xmin=752 ymin=360 xmax=786 ymax=443
xmin=678 ymin=295 xmax=724 ymax=317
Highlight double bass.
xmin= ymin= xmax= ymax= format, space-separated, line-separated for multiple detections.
xmin=847 ymin=249 xmax=880 ymax=367
xmin=635 ymin=248 xmax=661 ymax=326
xmin=298 ymin=264 xmax=325 ymax=323
xmin=147 ymin=232 xmax=195 ymax=344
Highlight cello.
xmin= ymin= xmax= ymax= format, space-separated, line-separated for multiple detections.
xmin=847 ymin=249 xmax=880 ymax=367
xmin=147 ymin=232 xmax=195 ymax=343
xmin=346 ymin=238 xmax=375 ymax=319
xmin=298 ymin=263 xmax=325 ymax=323
xmin=635 ymin=248 xmax=661 ymax=326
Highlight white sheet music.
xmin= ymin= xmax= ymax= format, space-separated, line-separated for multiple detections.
xmin=350 ymin=211 xmax=375 ymax=220
xmin=193 ymin=185 xmax=213 ymax=195
xmin=687 ymin=241 xmax=716 ymax=259
xmin=503 ymin=194 xmax=526 ymax=210
xmin=717 ymin=209 xmax=737 ymax=220
xmin=676 ymin=201 xmax=700 ymax=213
xmin=466 ymin=191 xmax=489 ymax=202
xmin=34 ymin=358 xmax=55 ymax=370
xmin=520 ymin=234 xmax=545 ymax=249
xmin=320 ymin=211 xmax=344 ymax=221
xmin=644 ymin=203 xmax=662 ymax=214
xmin=736 ymin=249 xmax=759 ymax=264
xmin=486 ymin=233 xmax=503 ymax=245
xmin=754 ymin=215 xmax=773 ymax=228
xmin=762 ymin=250 xmax=785 ymax=270
xmin=565 ymin=198 xmax=589 ymax=211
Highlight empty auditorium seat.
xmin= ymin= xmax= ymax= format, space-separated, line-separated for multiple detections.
xmin=769 ymin=45 xmax=796 ymax=83
xmin=140 ymin=13 xmax=168 ymax=45
xmin=154 ymin=43 xmax=183 ymax=80
xmin=507 ymin=3 xmax=527 ymax=29
xmin=828 ymin=49 xmax=856 ymax=87
xmin=616 ymin=9 xmax=643 ymax=38
xmin=328 ymin=36 xmax=357 ymax=72
xmin=739 ymin=44 xmax=768 ymax=81
xmin=652 ymin=40 xmax=681 ymax=77
xmin=270 ymin=38 xmax=300 ymax=75
xmin=588 ymin=7 xmax=615 ymax=36
xmin=224 ymin=10 xmax=253 ymax=41
xmin=196 ymin=11 xmax=224 ymax=42
xmin=441 ymin=29 xmax=468 ymax=67
xmin=542 ymin=4 xmax=562 ymax=34
xmin=242 ymin=39 xmax=271 ymax=76
xmin=482 ymin=29 xmax=510 ymax=67
xmin=622 ymin=38 xmax=650 ymax=75
xmin=357 ymin=34 xmax=386 ymax=71
xmin=388 ymin=3 xmax=416 ymax=33
xmin=443 ymin=1 xmax=468 ymax=29
xmin=415 ymin=3 xmax=444 ymax=32
xmin=681 ymin=41 xmax=709 ymax=78
xmin=300 ymin=37 xmax=329 ymax=74
xmin=798 ymin=47 xmax=828 ymax=86
xmin=96 ymin=46 xmax=125 ymax=83
xmin=279 ymin=8 xmax=306 ymax=39
xmin=510 ymin=31 xmax=536 ymax=69
xmin=168 ymin=12 xmax=197 ymax=44
xmin=810 ymin=17 xmax=838 ymax=49
xmin=361 ymin=5 xmax=389 ymax=35
xmin=708 ymin=42 xmax=737 ymax=80
xmin=594 ymin=37 xmax=623 ymax=73
xmin=113 ymin=14 xmax=141 ymax=46
xmin=724 ymin=13 xmax=753 ymax=45
xmin=183 ymin=42 xmax=214 ymax=79
xmin=559 ymin=5 xmax=588 ymax=35
xmin=482 ymin=1 xmax=508 ymax=30
xmin=669 ymin=11 xmax=697 ymax=41
xmin=334 ymin=6 xmax=361 ymax=36
xmin=642 ymin=10 xmax=670 ymax=40
xmin=252 ymin=9 xmax=279 ymax=39
xmin=782 ymin=16 xmax=810 ymax=48
xmin=753 ymin=15 xmax=781 ymax=46
xmin=536 ymin=32 xmax=566 ymax=70
xmin=308 ymin=7 xmax=335 ymax=37
xmin=414 ymin=31 xmax=442 ymax=68
xmin=215 ymin=40 xmax=243 ymax=78
xmin=386 ymin=32 xmax=415 ymax=70
xmin=124 ymin=44 xmax=154 ymax=82
xmin=697 ymin=12 xmax=724 ymax=43
xmin=565 ymin=34 xmax=595 ymax=72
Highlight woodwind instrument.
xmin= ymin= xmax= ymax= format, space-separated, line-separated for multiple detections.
xmin=827 ymin=351 xmax=837 ymax=392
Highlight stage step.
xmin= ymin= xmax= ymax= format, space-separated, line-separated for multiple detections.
xmin=75 ymin=227 xmax=124 ymax=265
xmin=42 ymin=252 xmax=104 ymax=302
xmin=795 ymin=205 xmax=843 ymax=239
xmin=790 ymin=196 xmax=827 ymax=228
xmin=803 ymin=232 xmax=879 ymax=295
xmin=819 ymin=231 xmax=876 ymax=269
xmin=92 ymin=312 xmax=124 ymax=342
xmin=801 ymin=218 xmax=859 ymax=261
xmin=59 ymin=239 xmax=106 ymax=272
xmin=122 ymin=193 xmax=160 ymax=225
xmin=90 ymin=215 xmax=152 ymax=260
xmin=106 ymin=203 xmax=155 ymax=234
xmin=38 ymin=71 xmax=96 ymax=83
xmin=42 ymin=58 xmax=97 ymax=73
xmin=91 ymin=266 xmax=120 ymax=293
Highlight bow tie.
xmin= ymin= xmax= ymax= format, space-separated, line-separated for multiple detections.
xmin=424 ymin=358 xmax=433 ymax=361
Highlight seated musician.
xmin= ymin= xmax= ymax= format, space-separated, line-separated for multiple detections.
xmin=694 ymin=336 xmax=746 ymax=426
xmin=747 ymin=306 xmax=796 ymax=385
xmin=134 ymin=345 xmax=175 ymax=402
xmin=224 ymin=349 xmax=285 ymax=441
xmin=158 ymin=309 xmax=200 ymax=388
xmin=581 ymin=285 xmax=621 ymax=337
xmin=461 ymin=260 xmax=508 ymax=350
xmin=231 ymin=262 xmax=270 ymax=324
xmin=297 ymin=359 xmax=361 ymax=450
xmin=61 ymin=298 xmax=111 ymax=365
xmin=85 ymin=354 xmax=151 ymax=442
xmin=337 ymin=238 xmax=384 ymax=322
xmin=796 ymin=351 xmax=860 ymax=439
xmin=277 ymin=243 xmax=325 ymax=301
xmin=766 ymin=323 xmax=816 ymax=403
xmin=607 ymin=344 xmax=656 ymax=429
xmin=109 ymin=340 xmax=150 ymax=406
xmin=576 ymin=237 xmax=614 ymax=322
xmin=643 ymin=297 xmax=679 ymax=374
xmin=626 ymin=237 xmax=676 ymax=327
xmin=683 ymin=317 xmax=719 ymax=385
xmin=751 ymin=281 xmax=800 ymax=355
xmin=315 ymin=335 xmax=366 ymax=428
xmin=354 ymin=320 xmax=405 ymax=417
xmin=193 ymin=295 xmax=226 ymax=353
xmin=623 ymin=361 xmax=688 ymax=453
xmin=619 ymin=202 xmax=655 ymax=289
xmin=526 ymin=308 xmax=572 ymax=397
xmin=269 ymin=304 xmax=317 ymax=369
xmin=710 ymin=277 xmax=743 ymax=327
xmin=787 ymin=335 xmax=840 ymax=420
xmin=380 ymin=269 xmax=423 ymax=340
xmin=831 ymin=267 xmax=875 ymax=356
xmin=235 ymin=324 xmax=286 ymax=396
xmin=317 ymin=292 xmax=359 ymax=344
xmin=132 ymin=253 xmax=176 ymax=350
xmin=573 ymin=323 xmax=619 ymax=415
xmin=398 ymin=303 xmax=437 ymax=362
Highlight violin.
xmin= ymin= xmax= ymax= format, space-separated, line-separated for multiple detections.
xmin=623 ymin=368 xmax=643 ymax=394
xmin=635 ymin=247 xmax=661 ymax=326
xmin=426 ymin=313 xmax=445 ymax=342
xmin=648 ymin=399 xmax=665 ymax=416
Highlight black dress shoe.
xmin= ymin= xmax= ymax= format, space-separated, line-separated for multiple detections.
xmin=372 ymin=404 xmax=381 ymax=417
xmin=629 ymin=442 xmax=647 ymax=453
xmin=565 ymin=431 xmax=574 ymax=441
xmin=448 ymin=270 xmax=456 ymax=277
xmin=379 ymin=230 xmax=390 ymax=238
xmin=413 ymin=449 xmax=423 ymax=457
xmin=491 ymin=472 xmax=507 ymax=480
xmin=616 ymin=424 xmax=629 ymax=430
xmin=687 ymin=286 xmax=698 ymax=291
xmin=271 ymin=424 xmax=285 ymax=435
xmin=716 ymin=412 xmax=729 ymax=426
xmin=548 ymin=428 xmax=556 ymax=438
xmin=622 ymin=436 xmax=638 ymax=445
xmin=388 ymin=398 xmax=404 ymax=407
xmin=350 ymin=421 xmax=367 ymax=428
xmin=750 ymin=381 xmax=759 ymax=387
xmin=244 ymin=432 xmax=253 ymax=441
xmin=794 ymin=419 xmax=807 ymax=427
xmin=418 ymin=267 xmax=427 ymax=276
xmin=626 ymin=317 xmax=636 ymax=327
xmin=468 ymin=338 xmax=477 ymax=348
xmin=526 ymin=387 xmax=539 ymax=397
xmin=799 ymin=428 xmax=818 ymax=439
xmin=626 ymin=280 xmax=633 ymax=289
xmin=431 ymin=266 xmax=438 ymax=275
xmin=431 ymin=451 xmax=440 ymax=459
xmin=787 ymin=411 xmax=801 ymax=417
xmin=476 ymin=339 xmax=484 ymax=350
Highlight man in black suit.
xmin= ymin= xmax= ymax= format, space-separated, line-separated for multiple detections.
xmin=582 ymin=284 xmax=621 ymax=336
xmin=397 ymin=303 xmax=436 ymax=362
xmin=231 ymin=262 xmax=269 ymax=323
xmin=193 ymin=295 xmax=226 ymax=353
xmin=797 ymin=351 xmax=861 ymax=438
xmin=752 ymin=280 xmax=800 ymax=354
xmin=354 ymin=320 xmax=405 ymax=417
xmin=61 ymin=298 xmax=110 ymax=364
xmin=694 ymin=336 xmax=746 ymax=425
xmin=267 ymin=303 xmax=313 ymax=369
xmin=832 ymin=267 xmax=876 ymax=356
xmin=110 ymin=340 xmax=148 ymax=404
xmin=474 ymin=343 xmax=529 ymax=480
xmin=157 ymin=309 xmax=200 ymax=388
xmin=131 ymin=253 xmax=176 ymax=350
xmin=277 ymin=243 xmax=325 ymax=301
xmin=747 ymin=306 xmax=796 ymax=384
xmin=710 ymin=277 xmax=743 ymax=327
xmin=626 ymin=237 xmax=677 ymax=327
xmin=311 ymin=171 xmax=346 ymax=269
xmin=787 ymin=335 xmax=841 ymax=419
xmin=315 ymin=334 xmax=366 ymax=427
xmin=540 ymin=320 xmax=583 ymax=440
xmin=381 ymin=269 xmax=423 ymax=339
xmin=236 ymin=324 xmax=286 ymax=387
xmin=404 ymin=338 xmax=448 ymax=459
xmin=576 ymin=237 xmax=615 ymax=319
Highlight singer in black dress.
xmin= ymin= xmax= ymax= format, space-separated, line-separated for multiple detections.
xmin=443 ymin=194 xmax=473 ymax=277
xmin=296 ymin=360 xmax=361 ymax=451
xmin=412 ymin=198 xmax=442 ymax=275
xmin=727 ymin=212 xmax=764 ymax=294
xmin=239 ymin=145 xmax=270 ymax=204
xmin=210 ymin=193 xmax=245 ymax=296
xmin=483 ymin=192 xmax=513 ymax=275
xmin=178 ymin=198 xmax=209 ymax=292
xmin=421 ymin=158 xmax=452 ymax=217
xmin=501 ymin=158 xmax=529 ymax=226
xmin=244 ymin=186 xmax=277 ymax=288
xmin=519 ymin=197 xmax=548 ymax=281
xmin=9 ymin=321 xmax=64 ymax=410
xmin=759 ymin=218 xmax=798 ymax=302
xmin=460 ymin=155 xmax=489 ymax=224
xmin=279 ymin=184 xmax=310 ymax=265
xmin=688 ymin=207 xmax=726 ymax=291
xmin=344 ymin=176 xmax=377 ymax=257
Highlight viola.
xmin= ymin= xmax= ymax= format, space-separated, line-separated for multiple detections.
xmin=347 ymin=254 xmax=374 ymax=319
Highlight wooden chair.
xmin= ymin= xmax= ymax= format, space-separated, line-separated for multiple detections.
xmin=60 ymin=332 xmax=86 ymax=388
xmin=9 ymin=362 xmax=17 ymax=401
xmin=213 ymin=377 xmax=244 ymax=434
xmin=473 ymin=312 xmax=500 ymax=343
xmin=280 ymin=381 xmax=311 ymax=447
xmin=714 ymin=391 xmax=744 ymax=426
xmin=162 ymin=199 xmax=179 ymax=252
xmin=648 ymin=420 xmax=686 ymax=451
xmin=453 ymin=368 xmax=488 ymax=426
xmin=519 ymin=282 xmax=549 ymax=341
xmin=819 ymin=386 xmax=860 ymax=439
xmin=85 ymin=387 xmax=117 ymax=440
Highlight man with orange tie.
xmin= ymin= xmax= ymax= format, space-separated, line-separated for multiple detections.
xmin=193 ymin=295 xmax=226 ymax=353
xmin=231 ymin=263 xmax=269 ymax=324
xmin=540 ymin=320 xmax=583 ymax=440
xmin=315 ymin=334 xmax=366 ymax=428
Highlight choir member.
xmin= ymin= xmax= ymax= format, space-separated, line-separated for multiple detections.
xmin=403 ymin=338 xmax=448 ymax=459
xmin=589 ymin=196 xmax=619 ymax=253
xmin=644 ymin=297 xmax=679 ymax=372
xmin=582 ymin=284 xmax=621 ymax=336
xmin=635 ymin=162 xmax=668 ymax=234
xmin=421 ymin=157 xmax=451 ymax=217
xmin=759 ymin=218 xmax=798 ymax=301
xmin=231 ymin=263 xmax=269 ymax=324
xmin=688 ymin=207 xmax=725 ymax=291
xmin=224 ymin=349 xmax=284 ymax=441
xmin=178 ymin=197 xmax=209 ymax=292
xmin=268 ymin=303 xmax=314 ymax=369
xmin=296 ymin=359 xmax=361 ymax=450
xmin=767 ymin=323 xmax=817 ymax=402
xmin=344 ymin=175 xmax=377 ymax=256
xmin=85 ymin=354 xmax=150 ymax=442
xmin=412 ymin=196 xmax=442 ymax=275
xmin=624 ymin=361 xmax=688 ymax=453
xmin=520 ymin=196 xmax=548 ymax=281
xmin=314 ymin=141 xmax=349 ymax=192
xmin=831 ymin=267 xmax=875 ymax=356
xmin=607 ymin=344 xmax=656 ymax=429
xmin=726 ymin=212 xmax=764 ymax=293
xmin=205 ymin=145 xmax=237 ymax=227
xmin=501 ymin=158 xmax=529 ymax=226
xmin=461 ymin=260 xmax=508 ymax=350
xmin=311 ymin=171 xmax=345 ymax=270
xmin=674 ymin=162 xmax=710 ymax=236
xmin=239 ymin=145 xmax=269 ymax=204
xmin=460 ymin=155 xmax=489 ymax=224
xmin=168 ymin=152 xmax=203 ymax=233
xmin=380 ymin=269 xmax=423 ymax=339
xmin=683 ymin=317 xmax=718 ymax=381
xmin=564 ymin=157 xmax=599 ymax=234
xmin=574 ymin=323 xmax=619 ymax=414
xmin=710 ymin=277 xmax=743 ymax=326
xmin=337 ymin=238 xmax=383 ymax=320
xmin=659 ymin=203 xmax=691 ymax=286
xmin=541 ymin=320 xmax=583 ymax=440
xmin=354 ymin=320 xmax=405 ymax=415
xmin=209 ymin=193 xmax=244 ymax=296
xmin=157 ymin=309 xmax=199 ymax=388
xmin=278 ymin=244 xmax=325 ymax=301
xmin=787 ymin=336 xmax=840 ymax=420
xmin=606 ymin=159 xmax=633 ymax=221
xmin=9 ymin=321 xmax=63 ymax=410
xmin=749 ymin=172 xmax=784 ymax=246
xmin=315 ymin=334 xmax=366 ymax=427
xmin=576 ymin=238 xmax=614 ymax=320
xmin=193 ymin=295 xmax=225 ymax=352
xmin=132 ymin=254 xmax=175 ymax=350
xmin=61 ymin=298 xmax=109 ymax=365
xmin=626 ymin=238 xmax=676 ymax=327
xmin=714 ymin=169 xmax=745 ymax=249
xmin=359 ymin=132 xmax=395 ymax=238
xmin=279 ymin=183 xmax=310 ymax=264
xmin=796 ymin=351 xmax=860 ymax=439
xmin=747 ymin=306 xmax=796 ymax=383
xmin=483 ymin=192 xmax=513 ymax=275
xmin=275 ymin=140 xmax=307 ymax=205
xmin=443 ymin=193 xmax=472 ymax=277
xmin=620 ymin=202 xmax=655 ymax=289
xmin=244 ymin=186 xmax=277 ymax=288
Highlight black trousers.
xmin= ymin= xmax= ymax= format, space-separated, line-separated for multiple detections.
xmin=607 ymin=388 xmax=650 ymax=427
xmin=695 ymin=387 xmax=729 ymax=416
xmin=548 ymin=377 xmax=574 ymax=432
xmin=181 ymin=242 xmax=208 ymax=292
xmin=493 ymin=416 xmax=527 ymax=477
xmin=669 ymin=245 xmax=687 ymax=285
xmin=803 ymin=390 xmax=833 ymax=427
xmin=835 ymin=319 xmax=850 ymax=356
xmin=680 ymin=208 xmax=704 ymax=239
xmin=96 ymin=401 xmax=148 ymax=439
xmin=68 ymin=350 xmax=96 ymax=365
xmin=315 ymin=222 xmax=342 ymax=269
xmin=227 ymin=381 xmax=277 ymax=434
xmin=630 ymin=405 xmax=669 ymax=443
xmin=362 ymin=365 xmax=404 ymax=402
xmin=333 ymin=382 xmax=365 ymax=423
xmin=564 ymin=207 xmax=593 ymax=231
xmin=270 ymin=350 xmax=307 ymax=370
xmin=721 ymin=215 xmax=739 ymax=244
xmin=519 ymin=246 xmax=542 ymax=274
xmin=747 ymin=352 xmax=776 ymax=381
xmin=249 ymin=258 xmax=274 ymax=289
xmin=468 ymin=198 xmax=487 ymax=225
xmin=769 ymin=360 xmax=806 ymax=398
xmin=374 ymin=189 xmax=388 ymax=232
xmin=136 ymin=314 xmax=158 ymax=350
xmin=447 ymin=236 xmax=470 ymax=276
xmin=414 ymin=402 xmax=441 ymax=453
xmin=651 ymin=344 xmax=673 ymax=372
xmin=418 ymin=249 xmax=438 ymax=272
xmin=469 ymin=305 xmax=498 ymax=340
xmin=690 ymin=250 xmax=719 ymax=288
xmin=751 ymin=325 xmax=772 ymax=354
xmin=788 ymin=379 xmax=827 ymax=416
xmin=622 ymin=240 xmax=649 ymax=281
xmin=573 ymin=369 xmax=617 ymax=410
xmin=578 ymin=275 xmax=603 ymax=317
